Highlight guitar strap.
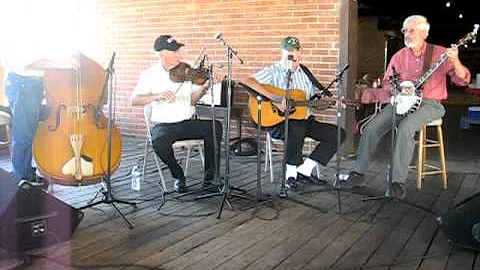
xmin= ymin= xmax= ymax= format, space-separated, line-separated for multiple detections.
xmin=423 ymin=43 xmax=434 ymax=73
xmin=300 ymin=64 xmax=326 ymax=92
xmin=420 ymin=43 xmax=434 ymax=93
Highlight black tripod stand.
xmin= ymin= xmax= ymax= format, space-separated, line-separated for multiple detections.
xmin=191 ymin=58 xmax=228 ymax=201
xmin=297 ymin=64 xmax=352 ymax=214
xmin=79 ymin=52 xmax=137 ymax=229
xmin=360 ymin=67 xmax=434 ymax=214
xmin=216 ymin=35 xmax=264 ymax=218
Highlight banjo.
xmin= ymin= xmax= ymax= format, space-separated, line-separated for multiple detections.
xmin=395 ymin=24 xmax=478 ymax=115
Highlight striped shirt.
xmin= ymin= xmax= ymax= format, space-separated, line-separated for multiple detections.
xmin=253 ymin=61 xmax=316 ymax=116
xmin=253 ymin=61 xmax=316 ymax=98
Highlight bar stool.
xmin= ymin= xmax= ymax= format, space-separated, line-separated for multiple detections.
xmin=411 ymin=118 xmax=447 ymax=189
xmin=0 ymin=111 xmax=11 ymax=153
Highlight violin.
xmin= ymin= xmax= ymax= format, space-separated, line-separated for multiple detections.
xmin=169 ymin=62 xmax=209 ymax=85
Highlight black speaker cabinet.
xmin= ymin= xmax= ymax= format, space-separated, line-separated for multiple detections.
xmin=438 ymin=192 xmax=480 ymax=250
xmin=0 ymin=169 xmax=84 ymax=252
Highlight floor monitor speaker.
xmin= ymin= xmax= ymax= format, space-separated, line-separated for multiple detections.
xmin=0 ymin=169 xmax=83 ymax=252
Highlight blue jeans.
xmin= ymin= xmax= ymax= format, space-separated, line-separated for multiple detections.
xmin=5 ymin=72 xmax=44 ymax=180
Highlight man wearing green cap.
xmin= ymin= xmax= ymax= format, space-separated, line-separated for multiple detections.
xmin=242 ymin=36 xmax=345 ymax=188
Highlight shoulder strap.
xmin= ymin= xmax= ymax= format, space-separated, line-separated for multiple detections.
xmin=300 ymin=64 xmax=325 ymax=91
xmin=423 ymin=43 xmax=434 ymax=73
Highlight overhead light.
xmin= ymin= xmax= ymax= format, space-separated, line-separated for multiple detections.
xmin=446 ymin=1 xmax=451 ymax=7
xmin=459 ymin=13 xmax=463 ymax=19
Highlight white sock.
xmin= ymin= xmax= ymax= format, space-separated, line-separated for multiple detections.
xmin=297 ymin=158 xmax=318 ymax=177
xmin=286 ymin=164 xmax=297 ymax=180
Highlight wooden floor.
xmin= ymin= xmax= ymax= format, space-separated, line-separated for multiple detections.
xmin=2 ymin=104 xmax=480 ymax=270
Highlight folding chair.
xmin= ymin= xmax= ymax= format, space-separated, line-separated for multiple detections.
xmin=142 ymin=104 xmax=204 ymax=191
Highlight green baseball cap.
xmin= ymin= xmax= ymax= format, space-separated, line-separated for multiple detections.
xmin=280 ymin=36 xmax=301 ymax=51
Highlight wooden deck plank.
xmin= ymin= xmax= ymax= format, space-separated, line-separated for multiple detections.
xmin=389 ymin=172 xmax=466 ymax=270
xmin=243 ymin=191 xmax=375 ymax=270
xmin=273 ymin=200 xmax=376 ymax=270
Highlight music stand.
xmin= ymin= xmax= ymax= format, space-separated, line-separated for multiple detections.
xmin=79 ymin=52 xmax=137 ymax=229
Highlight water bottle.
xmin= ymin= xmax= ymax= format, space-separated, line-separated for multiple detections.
xmin=131 ymin=165 xmax=141 ymax=191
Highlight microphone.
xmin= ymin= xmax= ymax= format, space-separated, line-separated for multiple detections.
xmin=198 ymin=54 xmax=207 ymax=69
xmin=214 ymin=33 xmax=224 ymax=41
xmin=214 ymin=33 xmax=244 ymax=64
xmin=287 ymin=54 xmax=294 ymax=72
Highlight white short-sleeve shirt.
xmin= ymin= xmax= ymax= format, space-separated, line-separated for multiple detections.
xmin=133 ymin=61 xmax=200 ymax=123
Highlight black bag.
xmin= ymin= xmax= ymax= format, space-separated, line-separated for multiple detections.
xmin=230 ymin=138 xmax=257 ymax=156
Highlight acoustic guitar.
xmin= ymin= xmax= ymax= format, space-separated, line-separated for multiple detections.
xmin=245 ymin=84 xmax=357 ymax=127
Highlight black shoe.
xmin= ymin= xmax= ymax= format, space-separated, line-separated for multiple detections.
xmin=341 ymin=171 xmax=365 ymax=188
xmin=28 ymin=175 xmax=49 ymax=190
xmin=174 ymin=179 xmax=187 ymax=193
xmin=297 ymin=173 xmax=328 ymax=185
xmin=391 ymin=182 xmax=406 ymax=199
xmin=202 ymin=179 xmax=217 ymax=189
xmin=285 ymin=177 xmax=297 ymax=189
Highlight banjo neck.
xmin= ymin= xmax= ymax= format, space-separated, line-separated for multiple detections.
xmin=413 ymin=51 xmax=448 ymax=92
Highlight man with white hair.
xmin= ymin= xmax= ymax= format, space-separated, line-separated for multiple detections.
xmin=345 ymin=15 xmax=471 ymax=198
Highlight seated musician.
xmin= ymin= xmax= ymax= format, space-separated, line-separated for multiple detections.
xmin=242 ymin=36 xmax=345 ymax=188
xmin=130 ymin=35 xmax=222 ymax=193
xmin=344 ymin=15 xmax=471 ymax=198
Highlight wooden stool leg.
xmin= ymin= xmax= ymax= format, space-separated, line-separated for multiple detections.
xmin=5 ymin=124 xmax=10 ymax=155
xmin=437 ymin=125 xmax=448 ymax=189
xmin=416 ymin=127 xmax=425 ymax=189
xmin=422 ymin=127 xmax=427 ymax=174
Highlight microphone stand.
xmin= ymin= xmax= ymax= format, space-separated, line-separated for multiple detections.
xmin=193 ymin=58 xmax=225 ymax=201
xmin=217 ymin=38 xmax=251 ymax=219
xmin=360 ymin=67 xmax=434 ymax=214
xmin=270 ymin=56 xmax=329 ymax=213
xmin=298 ymin=64 xmax=350 ymax=214
xmin=278 ymin=59 xmax=293 ymax=198
xmin=79 ymin=52 xmax=137 ymax=229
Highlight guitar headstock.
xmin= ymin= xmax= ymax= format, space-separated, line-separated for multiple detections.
xmin=455 ymin=24 xmax=478 ymax=48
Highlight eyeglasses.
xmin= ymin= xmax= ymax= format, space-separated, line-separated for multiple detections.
xmin=401 ymin=28 xmax=418 ymax=35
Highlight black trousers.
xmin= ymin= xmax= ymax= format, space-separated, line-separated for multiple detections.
xmin=269 ymin=117 xmax=345 ymax=166
xmin=151 ymin=119 xmax=222 ymax=181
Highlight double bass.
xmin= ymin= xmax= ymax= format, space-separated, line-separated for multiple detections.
xmin=32 ymin=53 xmax=122 ymax=186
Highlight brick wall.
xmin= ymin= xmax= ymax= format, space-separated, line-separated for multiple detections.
xmin=87 ymin=0 xmax=343 ymax=137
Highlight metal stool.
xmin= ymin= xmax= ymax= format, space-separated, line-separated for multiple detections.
xmin=411 ymin=118 xmax=447 ymax=189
